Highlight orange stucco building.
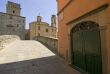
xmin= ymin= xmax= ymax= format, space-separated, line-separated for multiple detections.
xmin=57 ymin=0 xmax=110 ymax=74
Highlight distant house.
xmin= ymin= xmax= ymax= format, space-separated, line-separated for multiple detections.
xmin=29 ymin=15 xmax=57 ymax=39
xmin=0 ymin=1 xmax=25 ymax=39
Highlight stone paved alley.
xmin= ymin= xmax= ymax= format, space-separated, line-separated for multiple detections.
xmin=0 ymin=40 xmax=81 ymax=74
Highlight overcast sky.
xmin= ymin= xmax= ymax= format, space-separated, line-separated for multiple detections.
xmin=0 ymin=0 xmax=57 ymax=29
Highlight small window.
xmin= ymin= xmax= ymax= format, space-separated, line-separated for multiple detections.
xmin=38 ymin=33 xmax=40 ymax=36
xmin=52 ymin=29 xmax=53 ymax=32
xmin=13 ymin=10 xmax=15 ymax=14
xmin=46 ymin=28 xmax=48 ymax=32
xmin=17 ymin=24 xmax=19 ymax=27
xmin=7 ymin=24 xmax=14 ymax=27
xmin=38 ymin=26 xmax=40 ymax=30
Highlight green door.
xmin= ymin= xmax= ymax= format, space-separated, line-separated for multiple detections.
xmin=71 ymin=21 xmax=102 ymax=74
xmin=72 ymin=31 xmax=86 ymax=71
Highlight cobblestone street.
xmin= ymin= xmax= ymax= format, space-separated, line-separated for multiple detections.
xmin=0 ymin=40 xmax=81 ymax=74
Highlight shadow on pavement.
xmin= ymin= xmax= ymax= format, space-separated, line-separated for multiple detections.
xmin=0 ymin=55 xmax=81 ymax=74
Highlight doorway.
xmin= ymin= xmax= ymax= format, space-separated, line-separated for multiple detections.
xmin=71 ymin=21 xmax=102 ymax=74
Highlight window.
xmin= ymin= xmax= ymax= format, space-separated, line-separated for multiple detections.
xmin=13 ymin=10 xmax=15 ymax=14
xmin=52 ymin=29 xmax=53 ymax=32
xmin=46 ymin=28 xmax=48 ymax=32
xmin=7 ymin=24 xmax=14 ymax=27
xmin=38 ymin=33 xmax=40 ymax=36
xmin=17 ymin=24 xmax=19 ymax=27
xmin=38 ymin=26 xmax=40 ymax=30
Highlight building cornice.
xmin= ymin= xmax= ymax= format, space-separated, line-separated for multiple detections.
xmin=0 ymin=12 xmax=25 ymax=18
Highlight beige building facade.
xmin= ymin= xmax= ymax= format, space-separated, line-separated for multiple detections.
xmin=0 ymin=1 xmax=25 ymax=39
xmin=29 ymin=15 xmax=57 ymax=39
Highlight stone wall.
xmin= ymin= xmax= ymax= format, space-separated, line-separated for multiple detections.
xmin=36 ymin=36 xmax=58 ymax=53
xmin=0 ymin=10 xmax=25 ymax=40
xmin=0 ymin=35 xmax=20 ymax=50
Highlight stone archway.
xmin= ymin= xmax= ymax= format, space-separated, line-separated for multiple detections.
xmin=71 ymin=21 xmax=102 ymax=74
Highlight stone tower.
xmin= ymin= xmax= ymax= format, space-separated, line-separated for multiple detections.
xmin=6 ymin=1 xmax=21 ymax=16
xmin=51 ymin=15 xmax=56 ymax=27
xmin=37 ymin=16 xmax=42 ymax=22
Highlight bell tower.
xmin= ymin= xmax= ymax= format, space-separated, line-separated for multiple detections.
xmin=6 ymin=1 xmax=21 ymax=16
xmin=37 ymin=16 xmax=42 ymax=22
xmin=51 ymin=15 xmax=56 ymax=27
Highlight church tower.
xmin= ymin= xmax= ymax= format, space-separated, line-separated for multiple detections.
xmin=51 ymin=15 xmax=56 ymax=27
xmin=6 ymin=1 xmax=21 ymax=16
xmin=37 ymin=16 xmax=42 ymax=22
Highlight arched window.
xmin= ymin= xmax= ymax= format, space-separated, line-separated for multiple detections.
xmin=38 ymin=26 xmax=40 ymax=30
xmin=46 ymin=28 xmax=48 ymax=32
xmin=72 ymin=21 xmax=99 ymax=33
xmin=38 ymin=33 xmax=40 ymax=36
xmin=52 ymin=29 xmax=53 ymax=32
xmin=13 ymin=10 xmax=15 ymax=14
